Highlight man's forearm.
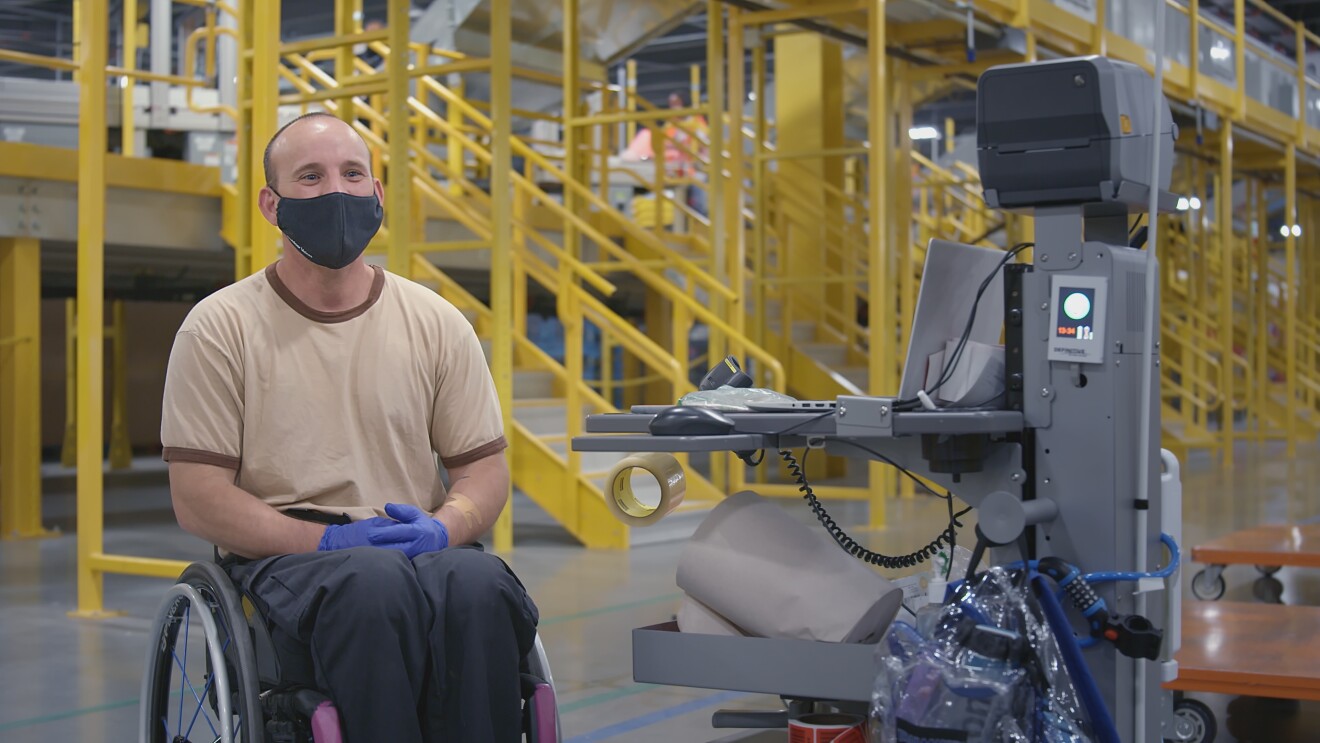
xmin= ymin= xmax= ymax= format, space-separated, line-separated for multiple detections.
xmin=433 ymin=453 xmax=510 ymax=546
xmin=170 ymin=463 xmax=325 ymax=559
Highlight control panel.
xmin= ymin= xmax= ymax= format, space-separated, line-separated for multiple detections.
xmin=1047 ymin=274 xmax=1108 ymax=364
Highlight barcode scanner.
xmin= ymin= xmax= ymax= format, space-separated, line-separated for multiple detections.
xmin=699 ymin=356 xmax=754 ymax=391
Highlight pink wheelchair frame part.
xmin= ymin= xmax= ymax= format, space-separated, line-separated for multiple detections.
xmin=310 ymin=701 xmax=343 ymax=743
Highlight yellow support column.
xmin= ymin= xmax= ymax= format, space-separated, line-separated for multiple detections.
xmin=772 ymin=31 xmax=843 ymax=336
xmin=74 ymin=0 xmax=111 ymax=617
xmin=1218 ymin=122 xmax=1234 ymax=468
xmin=249 ymin=0 xmax=281 ymax=272
xmin=752 ymin=41 xmax=768 ymax=353
xmin=386 ymin=0 xmax=411 ymax=276
xmin=448 ymin=78 xmax=466 ymax=196
xmin=1 ymin=237 xmax=53 ymax=539
xmin=707 ymin=1 xmax=729 ymax=492
xmin=334 ymin=0 xmax=359 ymax=126
xmin=868 ymin=0 xmax=893 ymax=526
xmin=121 ymin=0 xmax=137 ymax=156
xmin=490 ymin=0 xmax=514 ymax=553
xmin=1285 ymin=143 xmax=1297 ymax=456
xmin=107 ymin=302 xmax=132 ymax=470
xmin=625 ymin=59 xmax=638 ymax=145
xmin=706 ymin=1 xmax=727 ymax=337
xmin=61 ymin=299 xmax=76 ymax=467
xmin=1233 ymin=0 xmax=1245 ymax=118
xmin=561 ymin=0 xmax=584 ymax=539
xmin=234 ymin=0 xmax=253 ymax=278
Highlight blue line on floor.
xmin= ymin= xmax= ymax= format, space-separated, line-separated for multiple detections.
xmin=563 ymin=690 xmax=750 ymax=743
xmin=0 ymin=697 xmax=140 ymax=732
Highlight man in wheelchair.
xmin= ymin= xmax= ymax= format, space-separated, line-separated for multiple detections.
xmin=159 ymin=111 xmax=540 ymax=742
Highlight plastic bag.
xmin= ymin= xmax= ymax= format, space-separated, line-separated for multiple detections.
xmin=677 ymin=386 xmax=796 ymax=412
xmin=869 ymin=567 xmax=1093 ymax=743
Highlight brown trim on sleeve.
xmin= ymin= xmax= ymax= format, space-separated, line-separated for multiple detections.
xmin=440 ymin=436 xmax=508 ymax=469
xmin=265 ymin=262 xmax=385 ymax=324
xmin=162 ymin=447 xmax=241 ymax=470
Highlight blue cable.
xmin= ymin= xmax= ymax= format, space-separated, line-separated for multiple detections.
xmin=1082 ymin=533 xmax=1180 ymax=584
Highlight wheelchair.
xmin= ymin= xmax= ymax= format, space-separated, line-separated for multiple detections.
xmin=140 ymin=560 xmax=560 ymax=743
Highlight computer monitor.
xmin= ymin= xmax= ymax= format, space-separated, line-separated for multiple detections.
xmin=897 ymin=239 xmax=1010 ymax=402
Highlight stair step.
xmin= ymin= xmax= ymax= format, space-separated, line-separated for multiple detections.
xmin=797 ymin=342 xmax=849 ymax=368
xmin=511 ymin=399 xmax=595 ymax=437
xmin=790 ymin=321 xmax=815 ymax=345
xmin=547 ymin=441 xmax=634 ymax=477
xmin=838 ymin=366 xmax=870 ymax=393
xmin=514 ymin=369 xmax=556 ymax=399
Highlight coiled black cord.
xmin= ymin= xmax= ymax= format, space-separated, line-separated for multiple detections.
xmin=779 ymin=448 xmax=969 ymax=570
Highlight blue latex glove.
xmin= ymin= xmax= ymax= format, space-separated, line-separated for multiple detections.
xmin=317 ymin=516 xmax=397 ymax=552
xmin=367 ymin=503 xmax=450 ymax=558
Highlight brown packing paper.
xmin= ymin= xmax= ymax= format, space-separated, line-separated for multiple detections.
xmin=676 ymin=491 xmax=902 ymax=644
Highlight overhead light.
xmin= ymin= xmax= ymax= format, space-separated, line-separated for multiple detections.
xmin=1292 ymin=224 xmax=1303 ymax=237
xmin=1177 ymin=197 xmax=1190 ymax=211
xmin=748 ymin=91 xmax=757 ymax=101
xmin=1210 ymin=43 xmax=1230 ymax=61
xmin=1281 ymin=224 xmax=1291 ymax=237
xmin=1189 ymin=196 xmax=1202 ymax=210
xmin=908 ymin=126 xmax=940 ymax=141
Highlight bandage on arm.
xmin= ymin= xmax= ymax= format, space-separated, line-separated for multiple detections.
xmin=434 ymin=451 xmax=510 ymax=546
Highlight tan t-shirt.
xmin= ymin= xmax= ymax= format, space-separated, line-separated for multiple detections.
xmin=160 ymin=263 xmax=506 ymax=522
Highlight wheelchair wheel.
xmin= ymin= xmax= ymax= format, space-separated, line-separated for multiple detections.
xmin=524 ymin=634 xmax=561 ymax=743
xmin=140 ymin=562 xmax=262 ymax=743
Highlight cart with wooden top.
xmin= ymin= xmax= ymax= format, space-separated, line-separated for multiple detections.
xmin=1164 ymin=600 xmax=1320 ymax=742
xmin=1187 ymin=524 xmax=1320 ymax=601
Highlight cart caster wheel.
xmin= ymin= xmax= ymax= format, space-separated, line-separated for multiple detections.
xmin=1165 ymin=698 xmax=1216 ymax=743
xmin=1256 ymin=565 xmax=1282 ymax=576
xmin=1252 ymin=576 xmax=1284 ymax=604
xmin=1191 ymin=569 xmax=1226 ymax=601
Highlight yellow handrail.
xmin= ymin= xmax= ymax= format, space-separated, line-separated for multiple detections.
xmin=419 ymin=77 xmax=736 ymax=303
xmin=183 ymin=26 xmax=240 ymax=121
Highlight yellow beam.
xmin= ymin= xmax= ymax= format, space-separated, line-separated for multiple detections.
xmin=0 ymin=237 xmax=53 ymax=539
xmin=74 ymin=0 xmax=109 ymax=618
xmin=741 ymin=0 xmax=865 ymax=25
xmin=280 ymin=28 xmax=388 ymax=55
xmin=889 ymin=19 xmax=966 ymax=45
xmin=108 ymin=302 xmax=132 ymax=470
xmin=562 ymin=0 xmax=583 ymax=534
xmin=249 ymin=0 xmax=281 ymax=272
xmin=0 ymin=142 xmax=221 ymax=196
xmin=868 ymin=0 xmax=891 ymax=524
xmin=491 ymin=0 xmax=514 ymax=553
xmin=334 ymin=0 xmax=360 ymax=125
xmin=386 ymin=0 xmax=411 ymax=275
xmin=1234 ymin=0 xmax=1246 ymax=119
xmin=121 ymin=0 xmax=137 ymax=156
xmin=0 ymin=48 xmax=80 ymax=72
xmin=1286 ymin=143 xmax=1297 ymax=456
xmin=1219 ymin=121 xmax=1234 ymax=469
xmin=88 ymin=553 xmax=192 ymax=580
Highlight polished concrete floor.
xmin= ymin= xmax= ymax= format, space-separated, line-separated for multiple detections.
xmin=2 ymin=441 xmax=1320 ymax=742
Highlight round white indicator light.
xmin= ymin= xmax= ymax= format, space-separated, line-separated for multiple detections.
xmin=1063 ymin=292 xmax=1091 ymax=321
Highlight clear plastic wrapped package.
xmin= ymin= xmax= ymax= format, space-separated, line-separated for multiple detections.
xmin=677 ymin=386 xmax=797 ymax=412
xmin=870 ymin=568 xmax=1093 ymax=743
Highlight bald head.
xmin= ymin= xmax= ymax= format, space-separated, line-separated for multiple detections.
xmin=262 ymin=112 xmax=373 ymax=188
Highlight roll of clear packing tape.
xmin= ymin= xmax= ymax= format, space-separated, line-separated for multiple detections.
xmin=605 ymin=453 xmax=686 ymax=526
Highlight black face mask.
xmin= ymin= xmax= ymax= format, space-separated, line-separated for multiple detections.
xmin=272 ymin=189 xmax=383 ymax=269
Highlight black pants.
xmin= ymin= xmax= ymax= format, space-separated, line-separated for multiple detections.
xmin=224 ymin=546 xmax=539 ymax=743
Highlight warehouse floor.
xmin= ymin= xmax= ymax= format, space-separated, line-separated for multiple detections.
xmin=2 ymin=442 xmax=1319 ymax=742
